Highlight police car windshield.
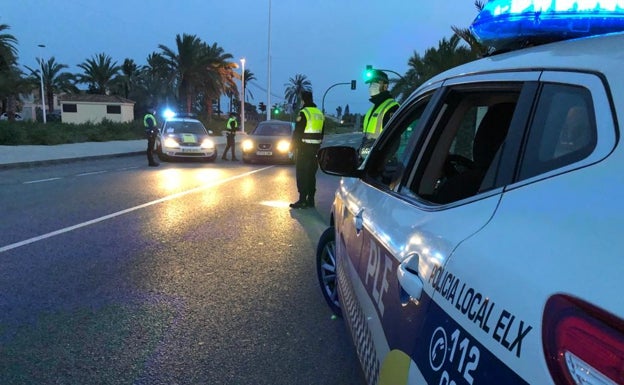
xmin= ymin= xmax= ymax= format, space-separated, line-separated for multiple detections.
xmin=254 ymin=123 xmax=291 ymax=136
xmin=165 ymin=121 xmax=207 ymax=135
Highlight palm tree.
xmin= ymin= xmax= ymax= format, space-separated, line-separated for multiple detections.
xmin=0 ymin=23 xmax=20 ymax=117
xmin=113 ymin=58 xmax=142 ymax=99
xmin=76 ymin=53 xmax=121 ymax=94
xmin=0 ymin=24 xmax=18 ymax=70
xmin=26 ymin=57 xmax=76 ymax=113
xmin=393 ymin=35 xmax=478 ymax=102
xmin=158 ymin=34 xmax=207 ymax=114
xmin=452 ymin=1 xmax=488 ymax=57
xmin=201 ymin=42 xmax=235 ymax=119
xmin=284 ymin=74 xmax=312 ymax=111
xmin=242 ymin=69 xmax=256 ymax=101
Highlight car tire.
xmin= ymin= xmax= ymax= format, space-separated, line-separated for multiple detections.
xmin=316 ymin=226 xmax=341 ymax=317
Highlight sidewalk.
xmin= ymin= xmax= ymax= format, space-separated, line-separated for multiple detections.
xmin=0 ymin=136 xmax=227 ymax=169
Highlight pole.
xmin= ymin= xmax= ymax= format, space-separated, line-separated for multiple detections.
xmin=241 ymin=58 xmax=245 ymax=133
xmin=267 ymin=0 xmax=272 ymax=120
xmin=321 ymin=82 xmax=352 ymax=115
xmin=38 ymin=44 xmax=46 ymax=124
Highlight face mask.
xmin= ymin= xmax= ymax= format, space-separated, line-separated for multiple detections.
xmin=369 ymin=83 xmax=381 ymax=97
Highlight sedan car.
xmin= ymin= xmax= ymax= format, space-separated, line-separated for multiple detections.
xmin=241 ymin=120 xmax=294 ymax=164
xmin=0 ymin=112 xmax=23 ymax=121
xmin=156 ymin=117 xmax=217 ymax=162
xmin=315 ymin=3 xmax=624 ymax=385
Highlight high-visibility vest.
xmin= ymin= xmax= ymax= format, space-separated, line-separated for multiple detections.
xmin=300 ymin=107 xmax=324 ymax=144
xmin=362 ymin=98 xmax=399 ymax=138
xmin=226 ymin=117 xmax=238 ymax=130
xmin=143 ymin=113 xmax=157 ymax=128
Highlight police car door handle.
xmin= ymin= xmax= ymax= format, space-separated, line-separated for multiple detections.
xmin=398 ymin=254 xmax=423 ymax=306
xmin=354 ymin=208 xmax=364 ymax=234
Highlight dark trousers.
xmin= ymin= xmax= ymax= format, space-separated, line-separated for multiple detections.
xmin=146 ymin=134 xmax=157 ymax=164
xmin=223 ymin=134 xmax=236 ymax=158
xmin=295 ymin=143 xmax=320 ymax=201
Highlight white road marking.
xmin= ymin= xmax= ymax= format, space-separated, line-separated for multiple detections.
xmin=1 ymin=166 xmax=273 ymax=253
xmin=77 ymin=171 xmax=108 ymax=177
xmin=24 ymin=177 xmax=62 ymax=184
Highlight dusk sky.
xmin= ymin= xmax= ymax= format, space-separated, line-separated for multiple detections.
xmin=3 ymin=1 xmax=480 ymax=115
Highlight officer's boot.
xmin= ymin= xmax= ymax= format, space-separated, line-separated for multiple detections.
xmin=289 ymin=195 xmax=308 ymax=209
xmin=306 ymin=194 xmax=315 ymax=208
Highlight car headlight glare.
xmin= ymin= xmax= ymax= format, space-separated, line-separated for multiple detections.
xmin=201 ymin=138 xmax=215 ymax=149
xmin=276 ymin=140 xmax=291 ymax=153
xmin=242 ymin=139 xmax=254 ymax=152
xmin=164 ymin=137 xmax=179 ymax=148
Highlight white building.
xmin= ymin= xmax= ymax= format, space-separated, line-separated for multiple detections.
xmin=59 ymin=94 xmax=135 ymax=124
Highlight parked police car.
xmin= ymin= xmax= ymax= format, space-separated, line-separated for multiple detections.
xmin=315 ymin=1 xmax=624 ymax=384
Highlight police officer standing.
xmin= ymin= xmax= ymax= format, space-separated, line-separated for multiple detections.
xmin=143 ymin=107 xmax=159 ymax=167
xmin=361 ymin=69 xmax=400 ymax=153
xmin=290 ymin=90 xmax=324 ymax=209
xmin=222 ymin=112 xmax=239 ymax=161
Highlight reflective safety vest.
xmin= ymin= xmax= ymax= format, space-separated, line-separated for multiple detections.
xmin=226 ymin=117 xmax=238 ymax=130
xmin=143 ymin=113 xmax=157 ymax=128
xmin=363 ymin=98 xmax=399 ymax=138
xmin=301 ymin=107 xmax=324 ymax=144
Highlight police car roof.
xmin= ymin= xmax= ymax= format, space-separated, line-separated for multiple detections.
xmin=416 ymin=31 xmax=624 ymax=118
xmin=423 ymin=32 xmax=624 ymax=86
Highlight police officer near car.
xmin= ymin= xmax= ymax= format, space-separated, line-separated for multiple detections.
xmin=143 ymin=107 xmax=159 ymax=167
xmin=360 ymin=69 xmax=400 ymax=155
xmin=222 ymin=112 xmax=239 ymax=161
xmin=289 ymin=90 xmax=324 ymax=209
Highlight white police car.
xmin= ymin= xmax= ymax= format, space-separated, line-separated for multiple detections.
xmin=315 ymin=1 xmax=624 ymax=384
xmin=156 ymin=115 xmax=217 ymax=162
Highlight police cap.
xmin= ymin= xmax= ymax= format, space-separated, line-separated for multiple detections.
xmin=365 ymin=69 xmax=389 ymax=84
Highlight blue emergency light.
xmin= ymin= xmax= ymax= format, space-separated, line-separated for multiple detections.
xmin=470 ymin=0 xmax=624 ymax=51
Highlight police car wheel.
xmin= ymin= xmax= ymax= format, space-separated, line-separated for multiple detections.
xmin=316 ymin=226 xmax=341 ymax=317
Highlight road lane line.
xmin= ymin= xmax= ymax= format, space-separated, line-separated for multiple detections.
xmin=23 ymin=177 xmax=62 ymax=184
xmin=76 ymin=171 xmax=109 ymax=177
xmin=1 ymin=166 xmax=273 ymax=253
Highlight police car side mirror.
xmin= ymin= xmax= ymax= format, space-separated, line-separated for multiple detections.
xmin=317 ymin=146 xmax=361 ymax=177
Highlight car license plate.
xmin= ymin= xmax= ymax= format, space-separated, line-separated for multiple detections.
xmin=256 ymin=151 xmax=272 ymax=156
xmin=182 ymin=147 xmax=200 ymax=153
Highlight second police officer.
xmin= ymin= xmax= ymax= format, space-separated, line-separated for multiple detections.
xmin=222 ymin=112 xmax=239 ymax=161
xmin=143 ymin=107 xmax=159 ymax=167
xmin=290 ymin=90 xmax=324 ymax=209
xmin=360 ymin=69 xmax=400 ymax=158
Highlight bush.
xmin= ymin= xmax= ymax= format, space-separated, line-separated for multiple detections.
xmin=0 ymin=120 xmax=145 ymax=145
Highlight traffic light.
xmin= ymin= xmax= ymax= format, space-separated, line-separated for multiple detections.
xmin=259 ymin=102 xmax=266 ymax=112
xmin=273 ymin=104 xmax=280 ymax=114
xmin=351 ymin=80 xmax=357 ymax=90
xmin=364 ymin=65 xmax=374 ymax=82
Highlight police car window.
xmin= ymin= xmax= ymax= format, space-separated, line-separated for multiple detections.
xmin=364 ymin=94 xmax=432 ymax=186
xmin=518 ymin=84 xmax=596 ymax=180
xmin=408 ymin=87 xmax=520 ymax=204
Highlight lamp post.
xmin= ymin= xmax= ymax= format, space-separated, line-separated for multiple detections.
xmin=240 ymin=58 xmax=245 ymax=133
xmin=267 ymin=0 xmax=272 ymax=120
xmin=38 ymin=44 xmax=46 ymax=124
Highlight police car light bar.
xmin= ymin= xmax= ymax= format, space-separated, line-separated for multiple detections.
xmin=470 ymin=0 xmax=624 ymax=51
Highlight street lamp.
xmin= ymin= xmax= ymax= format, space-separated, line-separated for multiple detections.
xmin=240 ymin=58 xmax=245 ymax=133
xmin=38 ymin=44 xmax=46 ymax=124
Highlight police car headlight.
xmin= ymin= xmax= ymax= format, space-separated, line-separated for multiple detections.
xmin=242 ymin=139 xmax=254 ymax=152
xmin=276 ymin=140 xmax=291 ymax=153
xmin=164 ymin=137 xmax=179 ymax=148
xmin=200 ymin=138 xmax=215 ymax=149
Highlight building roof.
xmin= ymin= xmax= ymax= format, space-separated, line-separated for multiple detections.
xmin=59 ymin=94 xmax=135 ymax=104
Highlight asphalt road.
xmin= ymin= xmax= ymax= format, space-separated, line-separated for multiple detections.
xmin=0 ymin=154 xmax=364 ymax=385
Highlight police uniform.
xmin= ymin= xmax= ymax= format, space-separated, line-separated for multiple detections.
xmin=290 ymin=91 xmax=324 ymax=209
xmin=143 ymin=110 xmax=159 ymax=167
xmin=222 ymin=113 xmax=238 ymax=161
xmin=361 ymin=70 xmax=399 ymax=152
